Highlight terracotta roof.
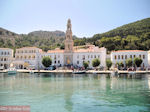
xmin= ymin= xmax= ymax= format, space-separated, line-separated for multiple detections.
xmin=47 ymin=49 xmax=64 ymax=53
xmin=17 ymin=47 xmax=40 ymax=49
xmin=112 ymin=50 xmax=145 ymax=53
xmin=0 ymin=48 xmax=13 ymax=50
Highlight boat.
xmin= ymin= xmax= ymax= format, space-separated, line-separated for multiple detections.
xmin=7 ymin=67 xmax=17 ymax=74
xmin=73 ymin=70 xmax=86 ymax=74
xmin=29 ymin=70 xmax=34 ymax=74
xmin=128 ymin=71 xmax=136 ymax=75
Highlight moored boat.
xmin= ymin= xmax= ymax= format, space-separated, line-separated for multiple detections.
xmin=7 ymin=67 xmax=17 ymax=74
xmin=73 ymin=70 xmax=86 ymax=74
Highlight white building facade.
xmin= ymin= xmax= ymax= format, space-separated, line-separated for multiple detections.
xmin=39 ymin=19 xmax=106 ymax=69
xmin=111 ymin=50 xmax=149 ymax=68
xmin=0 ymin=48 xmax=14 ymax=69
xmin=14 ymin=47 xmax=42 ymax=69
xmin=12 ymin=19 xmax=106 ymax=69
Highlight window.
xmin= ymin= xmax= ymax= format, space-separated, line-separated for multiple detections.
xmin=8 ymin=52 xmax=9 ymax=55
xmin=139 ymin=55 xmax=141 ymax=58
xmin=115 ymin=55 xmax=117 ymax=59
xmin=77 ymin=61 xmax=79 ymax=64
xmin=130 ymin=55 xmax=132 ymax=58
xmin=122 ymin=55 xmax=124 ymax=59
xmin=1 ymin=52 xmax=3 ymax=55
xmin=94 ymin=55 xmax=96 ymax=58
xmin=143 ymin=55 xmax=145 ymax=59
xmin=88 ymin=55 xmax=89 ymax=58
xmin=54 ymin=61 xmax=56 ymax=64
xmin=125 ymin=55 xmax=127 ymax=59
xmin=77 ymin=55 xmax=79 ymax=59
xmin=118 ymin=55 xmax=120 ymax=59
xmin=91 ymin=55 xmax=93 ymax=58
xmin=58 ymin=55 xmax=60 ymax=58
xmin=58 ymin=60 xmax=60 ymax=63
xmin=134 ymin=55 xmax=136 ymax=58
xmin=4 ymin=52 xmax=6 ymax=55
xmin=98 ymin=55 xmax=100 ymax=58
xmin=32 ymin=55 xmax=35 ymax=59
xmin=4 ymin=58 xmax=6 ymax=61
xmin=143 ymin=63 xmax=145 ymax=67
xmin=1 ymin=58 xmax=3 ymax=61
xmin=83 ymin=55 xmax=85 ymax=60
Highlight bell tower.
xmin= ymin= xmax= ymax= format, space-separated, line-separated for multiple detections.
xmin=65 ymin=19 xmax=74 ymax=52
xmin=64 ymin=19 xmax=74 ymax=65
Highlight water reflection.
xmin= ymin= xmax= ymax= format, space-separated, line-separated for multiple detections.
xmin=0 ymin=73 xmax=150 ymax=112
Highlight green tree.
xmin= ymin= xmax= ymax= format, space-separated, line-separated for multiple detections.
xmin=106 ymin=59 xmax=112 ymax=70
xmin=83 ymin=61 xmax=89 ymax=69
xmin=42 ymin=56 xmax=52 ymax=67
xmin=92 ymin=58 xmax=100 ymax=67
xmin=134 ymin=57 xmax=143 ymax=67
xmin=125 ymin=58 xmax=132 ymax=67
xmin=118 ymin=61 xmax=124 ymax=67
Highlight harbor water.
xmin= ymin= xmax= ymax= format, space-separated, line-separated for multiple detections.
xmin=0 ymin=73 xmax=150 ymax=112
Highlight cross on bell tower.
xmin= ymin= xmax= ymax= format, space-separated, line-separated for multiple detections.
xmin=65 ymin=19 xmax=74 ymax=52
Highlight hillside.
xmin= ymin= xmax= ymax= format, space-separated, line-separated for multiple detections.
xmin=0 ymin=29 xmax=67 ymax=51
xmin=0 ymin=17 xmax=150 ymax=52
xmin=74 ymin=18 xmax=150 ymax=51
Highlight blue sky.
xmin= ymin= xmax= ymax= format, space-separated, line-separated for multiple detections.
xmin=0 ymin=0 xmax=150 ymax=37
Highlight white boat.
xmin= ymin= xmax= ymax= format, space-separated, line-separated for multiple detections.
xmin=30 ymin=70 xmax=34 ymax=74
xmin=7 ymin=67 xmax=17 ymax=74
xmin=128 ymin=71 xmax=136 ymax=75
xmin=73 ymin=70 xmax=86 ymax=74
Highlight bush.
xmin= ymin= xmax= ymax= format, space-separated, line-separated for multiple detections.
xmin=42 ymin=56 xmax=52 ymax=67
xmin=134 ymin=57 xmax=143 ymax=67
xmin=83 ymin=61 xmax=89 ymax=69
xmin=92 ymin=58 xmax=100 ymax=67
xmin=125 ymin=58 xmax=132 ymax=67
xmin=106 ymin=59 xmax=112 ymax=70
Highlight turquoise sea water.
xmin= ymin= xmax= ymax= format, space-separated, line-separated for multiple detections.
xmin=0 ymin=73 xmax=150 ymax=112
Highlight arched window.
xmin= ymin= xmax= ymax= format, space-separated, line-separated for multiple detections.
xmin=32 ymin=55 xmax=35 ymax=59
xmin=118 ymin=55 xmax=120 ymax=59
xmin=115 ymin=55 xmax=117 ymax=59
xmin=122 ymin=55 xmax=124 ymax=59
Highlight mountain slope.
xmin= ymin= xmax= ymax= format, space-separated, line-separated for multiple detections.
xmin=92 ymin=18 xmax=150 ymax=40
xmin=73 ymin=18 xmax=150 ymax=51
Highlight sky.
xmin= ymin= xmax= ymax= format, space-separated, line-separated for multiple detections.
xmin=0 ymin=0 xmax=150 ymax=37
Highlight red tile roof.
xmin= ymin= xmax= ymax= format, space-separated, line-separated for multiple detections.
xmin=112 ymin=50 xmax=145 ymax=53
